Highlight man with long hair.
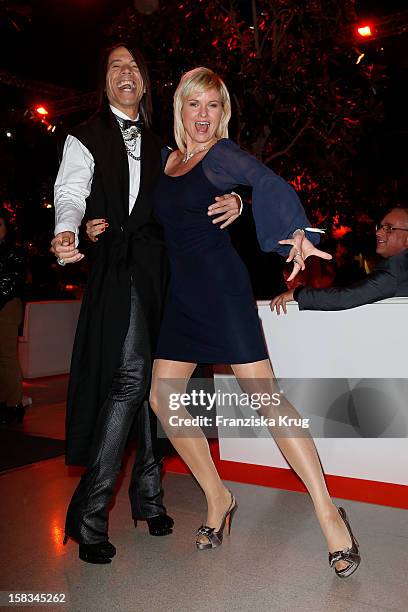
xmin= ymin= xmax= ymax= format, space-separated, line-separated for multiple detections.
xmin=51 ymin=45 xmax=240 ymax=563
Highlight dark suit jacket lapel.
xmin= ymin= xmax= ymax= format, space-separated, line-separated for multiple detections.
xmin=128 ymin=126 xmax=157 ymax=228
xmin=98 ymin=107 xmax=129 ymax=225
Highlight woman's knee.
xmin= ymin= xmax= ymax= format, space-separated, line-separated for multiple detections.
xmin=149 ymin=380 xmax=179 ymax=417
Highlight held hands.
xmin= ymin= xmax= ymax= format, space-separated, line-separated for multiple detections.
xmin=85 ymin=219 xmax=109 ymax=242
xmin=50 ymin=231 xmax=84 ymax=265
xmin=208 ymin=193 xmax=241 ymax=229
xmin=279 ymin=231 xmax=332 ymax=282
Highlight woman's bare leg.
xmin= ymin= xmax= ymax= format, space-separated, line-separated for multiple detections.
xmin=150 ymin=359 xmax=232 ymax=540
xmin=231 ymin=359 xmax=353 ymax=568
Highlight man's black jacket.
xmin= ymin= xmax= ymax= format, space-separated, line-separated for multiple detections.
xmin=297 ymin=249 xmax=408 ymax=310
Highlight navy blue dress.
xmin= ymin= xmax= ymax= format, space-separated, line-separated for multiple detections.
xmin=153 ymin=138 xmax=318 ymax=364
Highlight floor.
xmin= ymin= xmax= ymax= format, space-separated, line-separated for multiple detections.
xmin=0 ymin=377 xmax=407 ymax=612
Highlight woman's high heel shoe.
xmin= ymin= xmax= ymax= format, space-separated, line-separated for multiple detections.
xmin=195 ymin=492 xmax=238 ymax=550
xmin=63 ymin=535 xmax=116 ymax=564
xmin=328 ymin=507 xmax=361 ymax=578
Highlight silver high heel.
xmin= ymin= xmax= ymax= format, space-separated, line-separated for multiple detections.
xmin=329 ymin=507 xmax=361 ymax=578
xmin=195 ymin=491 xmax=238 ymax=550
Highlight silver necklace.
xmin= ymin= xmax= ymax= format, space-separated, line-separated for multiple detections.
xmin=117 ymin=118 xmax=141 ymax=161
xmin=182 ymin=143 xmax=212 ymax=164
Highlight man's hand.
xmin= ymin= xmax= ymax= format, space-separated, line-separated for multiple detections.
xmin=208 ymin=193 xmax=241 ymax=229
xmin=50 ymin=231 xmax=84 ymax=264
xmin=279 ymin=233 xmax=332 ymax=282
xmin=86 ymin=219 xmax=108 ymax=242
xmin=270 ymin=290 xmax=295 ymax=315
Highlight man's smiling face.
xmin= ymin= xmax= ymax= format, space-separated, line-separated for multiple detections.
xmin=105 ymin=46 xmax=144 ymax=117
xmin=376 ymin=208 xmax=408 ymax=258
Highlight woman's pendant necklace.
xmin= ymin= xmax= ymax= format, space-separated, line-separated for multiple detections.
xmin=182 ymin=142 xmax=214 ymax=164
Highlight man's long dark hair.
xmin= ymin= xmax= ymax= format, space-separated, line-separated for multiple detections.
xmin=97 ymin=44 xmax=153 ymax=126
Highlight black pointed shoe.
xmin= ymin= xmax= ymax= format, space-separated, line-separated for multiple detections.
xmin=134 ymin=513 xmax=174 ymax=536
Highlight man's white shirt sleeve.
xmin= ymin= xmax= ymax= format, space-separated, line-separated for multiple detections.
xmin=54 ymin=135 xmax=95 ymax=245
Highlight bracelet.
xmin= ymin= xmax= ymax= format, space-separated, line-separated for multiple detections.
xmin=231 ymin=191 xmax=243 ymax=216
xmin=293 ymin=227 xmax=326 ymax=238
xmin=304 ymin=227 xmax=326 ymax=234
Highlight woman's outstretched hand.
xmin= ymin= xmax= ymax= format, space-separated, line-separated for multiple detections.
xmin=279 ymin=232 xmax=332 ymax=282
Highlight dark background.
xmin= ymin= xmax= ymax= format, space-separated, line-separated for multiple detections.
xmin=0 ymin=0 xmax=407 ymax=298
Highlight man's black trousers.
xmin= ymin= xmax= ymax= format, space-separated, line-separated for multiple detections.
xmin=65 ymin=282 xmax=165 ymax=544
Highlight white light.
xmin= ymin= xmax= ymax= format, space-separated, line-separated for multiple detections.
xmin=356 ymin=53 xmax=365 ymax=65
xmin=6 ymin=131 xmax=12 ymax=138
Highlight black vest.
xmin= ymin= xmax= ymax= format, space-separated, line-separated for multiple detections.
xmin=65 ymin=105 xmax=169 ymax=466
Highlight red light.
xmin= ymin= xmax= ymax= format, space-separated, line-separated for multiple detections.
xmin=333 ymin=225 xmax=352 ymax=239
xmin=357 ymin=25 xmax=372 ymax=38
xmin=36 ymin=106 xmax=49 ymax=116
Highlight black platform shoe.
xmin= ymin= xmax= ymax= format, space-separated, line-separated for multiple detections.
xmin=134 ymin=513 xmax=174 ymax=536
xmin=63 ymin=535 xmax=116 ymax=564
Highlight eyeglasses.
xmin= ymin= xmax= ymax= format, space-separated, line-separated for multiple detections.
xmin=375 ymin=223 xmax=408 ymax=234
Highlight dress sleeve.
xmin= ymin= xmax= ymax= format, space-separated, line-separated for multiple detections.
xmin=202 ymin=138 xmax=319 ymax=256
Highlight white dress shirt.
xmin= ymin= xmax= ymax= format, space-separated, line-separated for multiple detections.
xmin=54 ymin=105 xmax=141 ymax=244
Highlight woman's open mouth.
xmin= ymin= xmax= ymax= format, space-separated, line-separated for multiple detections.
xmin=195 ymin=121 xmax=210 ymax=134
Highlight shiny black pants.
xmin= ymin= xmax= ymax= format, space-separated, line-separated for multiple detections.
xmin=65 ymin=284 xmax=165 ymax=544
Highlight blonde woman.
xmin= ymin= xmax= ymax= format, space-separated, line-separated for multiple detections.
xmin=149 ymin=67 xmax=360 ymax=578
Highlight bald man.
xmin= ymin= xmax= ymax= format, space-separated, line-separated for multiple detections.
xmin=271 ymin=207 xmax=408 ymax=313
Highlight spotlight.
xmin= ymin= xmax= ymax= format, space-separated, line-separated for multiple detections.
xmin=357 ymin=25 xmax=373 ymax=38
xmin=35 ymin=105 xmax=49 ymax=116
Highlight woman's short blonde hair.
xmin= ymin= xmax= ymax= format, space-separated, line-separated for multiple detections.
xmin=173 ymin=67 xmax=231 ymax=152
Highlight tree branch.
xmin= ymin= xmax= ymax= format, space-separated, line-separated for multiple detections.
xmin=251 ymin=0 xmax=261 ymax=58
xmin=264 ymin=118 xmax=313 ymax=164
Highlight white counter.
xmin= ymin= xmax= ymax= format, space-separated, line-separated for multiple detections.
xmin=216 ymin=298 xmax=408 ymax=488
xmin=18 ymin=300 xmax=81 ymax=378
